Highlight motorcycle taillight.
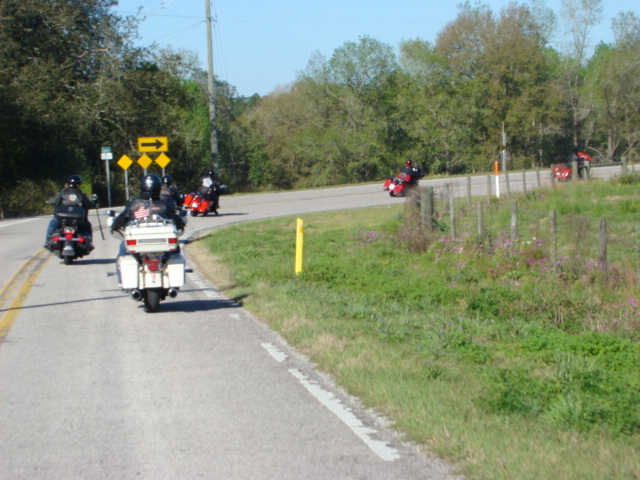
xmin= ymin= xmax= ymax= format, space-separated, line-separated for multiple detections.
xmin=65 ymin=233 xmax=74 ymax=240
xmin=144 ymin=255 xmax=161 ymax=272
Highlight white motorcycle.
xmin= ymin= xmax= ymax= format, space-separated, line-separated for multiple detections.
xmin=108 ymin=213 xmax=187 ymax=313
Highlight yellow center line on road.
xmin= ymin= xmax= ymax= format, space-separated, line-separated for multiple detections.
xmin=0 ymin=249 xmax=48 ymax=309
xmin=0 ymin=249 xmax=52 ymax=344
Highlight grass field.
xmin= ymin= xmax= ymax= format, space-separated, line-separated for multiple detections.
xmin=188 ymin=174 xmax=640 ymax=480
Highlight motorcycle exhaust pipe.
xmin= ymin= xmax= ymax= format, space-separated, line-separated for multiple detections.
xmin=130 ymin=289 xmax=143 ymax=301
xmin=168 ymin=288 xmax=178 ymax=298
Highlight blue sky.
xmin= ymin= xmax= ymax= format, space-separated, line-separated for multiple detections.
xmin=112 ymin=0 xmax=638 ymax=97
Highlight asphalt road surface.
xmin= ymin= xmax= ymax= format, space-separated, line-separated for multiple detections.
xmin=0 ymin=166 xmax=623 ymax=479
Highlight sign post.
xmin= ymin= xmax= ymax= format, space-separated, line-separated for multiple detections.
xmin=101 ymin=147 xmax=113 ymax=207
xmin=117 ymin=155 xmax=134 ymax=201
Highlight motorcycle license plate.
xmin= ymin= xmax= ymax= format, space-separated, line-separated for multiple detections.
xmin=145 ymin=271 xmax=163 ymax=287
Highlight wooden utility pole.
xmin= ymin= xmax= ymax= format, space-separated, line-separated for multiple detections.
xmin=205 ymin=0 xmax=219 ymax=173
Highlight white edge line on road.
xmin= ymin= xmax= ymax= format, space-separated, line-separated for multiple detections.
xmin=187 ymin=270 xmax=222 ymax=299
xmin=289 ymin=368 xmax=401 ymax=462
xmin=0 ymin=218 xmax=40 ymax=229
xmin=261 ymin=342 xmax=288 ymax=362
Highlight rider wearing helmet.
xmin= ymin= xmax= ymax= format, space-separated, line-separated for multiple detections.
xmin=110 ymin=174 xmax=185 ymax=232
xmin=197 ymin=169 xmax=221 ymax=214
xmin=160 ymin=174 xmax=182 ymax=208
xmin=44 ymin=175 xmax=94 ymax=246
xmin=399 ymin=159 xmax=424 ymax=184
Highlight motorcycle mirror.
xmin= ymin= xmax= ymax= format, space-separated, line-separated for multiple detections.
xmin=89 ymin=194 xmax=98 ymax=202
xmin=104 ymin=209 xmax=116 ymax=217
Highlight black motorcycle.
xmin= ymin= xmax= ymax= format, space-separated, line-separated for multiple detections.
xmin=47 ymin=204 xmax=94 ymax=265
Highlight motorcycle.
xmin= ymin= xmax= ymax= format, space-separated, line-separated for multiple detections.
xmin=183 ymin=183 xmax=228 ymax=217
xmin=552 ymin=152 xmax=592 ymax=182
xmin=46 ymin=200 xmax=96 ymax=265
xmin=107 ymin=212 xmax=187 ymax=313
xmin=383 ymin=169 xmax=423 ymax=197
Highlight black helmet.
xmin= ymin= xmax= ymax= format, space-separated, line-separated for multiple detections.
xmin=68 ymin=175 xmax=82 ymax=188
xmin=208 ymin=170 xmax=215 ymax=178
xmin=140 ymin=174 xmax=162 ymax=199
xmin=162 ymin=174 xmax=173 ymax=186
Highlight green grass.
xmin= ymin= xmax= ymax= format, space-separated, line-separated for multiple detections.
xmin=192 ymin=174 xmax=640 ymax=480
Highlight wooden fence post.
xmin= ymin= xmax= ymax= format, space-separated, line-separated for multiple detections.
xmin=449 ymin=193 xmax=456 ymax=239
xmin=467 ymin=176 xmax=472 ymax=204
xmin=505 ymin=171 xmax=511 ymax=199
xmin=477 ymin=201 xmax=484 ymax=239
xmin=536 ymin=166 xmax=541 ymax=189
xmin=511 ymin=201 xmax=518 ymax=243
xmin=550 ymin=210 xmax=557 ymax=269
xmin=421 ymin=187 xmax=435 ymax=232
xmin=522 ymin=169 xmax=527 ymax=195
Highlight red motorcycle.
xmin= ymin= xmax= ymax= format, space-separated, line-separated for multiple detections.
xmin=552 ymin=152 xmax=592 ymax=182
xmin=383 ymin=165 xmax=424 ymax=197
xmin=183 ymin=182 xmax=227 ymax=217
xmin=183 ymin=192 xmax=216 ymax=216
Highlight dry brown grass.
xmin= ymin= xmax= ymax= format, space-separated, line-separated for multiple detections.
xmin=183 ymin=236 xmax=234 ymax=290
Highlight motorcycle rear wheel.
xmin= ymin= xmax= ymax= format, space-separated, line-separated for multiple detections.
xmin=190 ymin=210 xmax=198 ymax=217
xmin=144 ymin=288 xmax=162 ymax=313
xmin=63 ymin=256 xmax=73 ymax=265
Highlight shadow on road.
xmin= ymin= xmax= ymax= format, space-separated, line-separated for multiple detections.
xmin=153 ymin=297 xmax=242 ymax=313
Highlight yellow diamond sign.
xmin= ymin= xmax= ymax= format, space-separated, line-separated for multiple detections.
xmin=155 ymin=153 xmax=171 ymax=169
xmin=117 ymin=155 xmax=133 ymax=170
xmin=137 ymin=154 xmax=153 ymax=169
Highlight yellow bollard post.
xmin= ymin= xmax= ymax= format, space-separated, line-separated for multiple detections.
xmin=295 ymin=218 xmax=304 ymax=275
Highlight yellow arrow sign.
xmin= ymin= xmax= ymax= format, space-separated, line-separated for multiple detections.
xmin=155 ymin=153 xmax=171 ymax=169
xmin=138 ymin=136 xmax=168 ymax=152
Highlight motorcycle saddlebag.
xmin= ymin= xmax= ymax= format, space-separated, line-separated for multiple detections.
xmin=165 ymin=254 xmax=186 ymax=287
xmin=383 ymin=178 xmax=392 ymax=190
xmin=553 ymin=164 xmax=572 ymax=182
xmin=117 ymin=255 xmax=140 ymax=289
xmin=197 ymin=200 xmax=210 ymax=213
xmin=183 ymin=192 xmax=195 ymax=206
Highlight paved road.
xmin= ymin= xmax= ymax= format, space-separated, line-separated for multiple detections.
xmin=0 ymin=166 xmax=623 ymax=479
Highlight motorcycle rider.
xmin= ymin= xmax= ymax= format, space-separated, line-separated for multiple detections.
xmin=111 ymin=174 xmax=186 ymax=233
xmin=44 ymin=175 xmax=94 ymax=247
xmin=197 ymin=169 xmax=220 ymax=214
xmin=159 ymin=174 xmax=182 ymax=209
xmin=400 ymin=160 xmax=424 ymax=185
xmin=567 ymin=146 xmax=592 ymax=179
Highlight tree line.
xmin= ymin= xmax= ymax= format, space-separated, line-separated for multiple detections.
xmin=1 ymin=0 xmax=638 ymax=216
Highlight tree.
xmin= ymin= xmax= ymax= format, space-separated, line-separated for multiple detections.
xmin=433 ymin=2 xmax=560 ymax=168
xmin=559 ymin=0 xmax=603 ymax=146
